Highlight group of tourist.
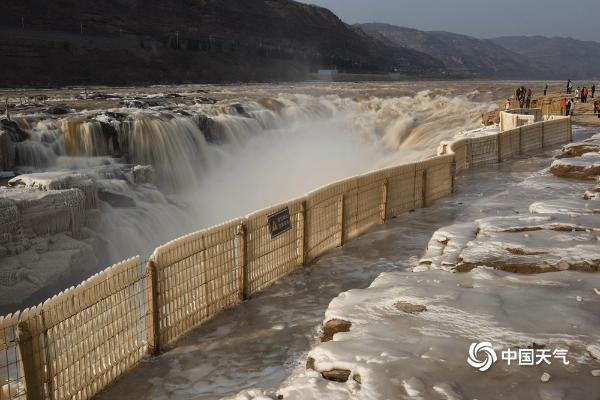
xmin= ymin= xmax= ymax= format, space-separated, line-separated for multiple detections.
xmin=508 ymin=82 xmax=599 ymax=118
xmin=515 ymin=86 xmax=533 ymax=108
xmin=560 ymin=97 xmax=575 ymax=116
xmin=562 ymin=80 xmax=598 ymax=117
xmin=574 ymin=85 xmax=594 ymax=103
xmin=564 ymin=80 xmax=596 ymax=100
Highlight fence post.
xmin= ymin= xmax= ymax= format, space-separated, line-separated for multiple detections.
xmin=145 ymin=260 xmax=160 ymax=356
xmin=421 ymin=168 xmax=428 ymax=208
xmin=236 ymin=222 xmax=248 ymax=300
xmin=16 ymin=321 xmax=44 ymax=400
xmin=450 ymin=160 xmax=457 ymax=193
xmin=298 ymin=201 xmax=306 ymax=266
xmin=380 ymin=179 xmax=388 ymax=224
xmin=467 ymin=141 xmax=472 ymax=168
xmin=540 ymin=122 xmax=545 ymax=148
xmin=200 ymin=236 xmax=209 ymax=320
xmin=496 ymin=134 xmax=502 ymax=163
xmin=518 ymin=127 xmax=523 ymax=154
xmin=337 ymin=195 xmax=344 ymax=247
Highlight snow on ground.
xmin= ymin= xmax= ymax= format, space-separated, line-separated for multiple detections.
xmin=418 ymin=214 xmax=600 ymax=273
xmin=436 ymin=124 xmax=499 ymax=155
xmin=550 ymin=133 xmax=600 ymax=180
xmin=94 ymin=127 xmax=600 ymax=400
xmin=530 ymin=197 xmax=600 ymax=216
xmin=559 ymin=133 xmax=600 ymax=157
xmin=550 ymin=153 xmax=600 ymax=180
xmin=454 ymin=124 xmax=499 ymax=139
xmin=228 ymin=127 xmax=600 ymax=400
xmin=270 ymin=269 xmax=600 ymax=400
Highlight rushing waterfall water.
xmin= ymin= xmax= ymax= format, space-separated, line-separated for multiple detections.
xmin=1 ymin=86 xmax=497 ymax=309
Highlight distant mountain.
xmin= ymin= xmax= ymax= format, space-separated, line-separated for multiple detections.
xmin=0 ymin=0 xmax=445 ymax=87
xmin=490 ymin=36 xmax=600 ymax=80
xmin=358 ymin=23 xmax=544 ymax=79
xmin=2 ymin=1 xmax=599 ymax=87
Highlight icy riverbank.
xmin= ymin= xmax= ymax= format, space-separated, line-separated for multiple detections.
xmin=95 ymin=126 xmax=597 ymax=400
xmin=229 ymin=126 xmax=600 ymax=400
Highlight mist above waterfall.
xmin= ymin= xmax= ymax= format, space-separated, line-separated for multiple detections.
xmin=8 ymin=87 xmax=495 ymax=268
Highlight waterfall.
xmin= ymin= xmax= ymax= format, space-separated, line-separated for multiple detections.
xmin=6 ymin=90 xmax=494 ymax=266
xmin=63 ymin=119 xmax=116 ymax=157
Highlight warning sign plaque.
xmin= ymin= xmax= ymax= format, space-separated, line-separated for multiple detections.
xmin=267 ymin=208 xmax=292 ymax=239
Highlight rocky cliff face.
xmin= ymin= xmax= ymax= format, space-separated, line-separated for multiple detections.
xmin=491 ymin=36 xmax=600 ymax=80
xmin=358 ymin=23 xmax=545 ymax=79
xmin=0 ymin=0 xmax=444 ymax=87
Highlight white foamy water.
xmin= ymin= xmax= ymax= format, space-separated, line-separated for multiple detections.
xmin=7 ymin=86 xmax=495 ymax=275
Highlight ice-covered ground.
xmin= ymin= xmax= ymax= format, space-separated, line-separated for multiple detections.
xmin=97 ymin=125 xmax=600 ymax=400
xmin=226 ymin=127 xmax=600 ymax=400
xmin=272 ymin=269 xmax=599 ymax=400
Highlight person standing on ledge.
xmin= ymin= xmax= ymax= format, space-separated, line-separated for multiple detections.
xmin=568 ymin=98 xmax=575 ymax=116
xmin=518 ymin=86 xmax=527 ymax=108
xmin=591 ymin=84 xmax=596 ymax=99
xmin=560 ymin=97 xmax=567 ymax=116
xmin=544 ymin=83 xmax=548 ymax=96
xmin=526 ymin=88 xmax=532 ymax=108
xmin=566 ymin=79 xmax=572 ymax=94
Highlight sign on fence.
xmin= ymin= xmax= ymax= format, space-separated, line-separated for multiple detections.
xmin=267 ymin=208 xmax=292 ymax=239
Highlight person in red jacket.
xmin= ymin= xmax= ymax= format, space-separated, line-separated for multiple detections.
xmin=585 ymin=86 xmax=590 ymax=102
xmin=560 ymin=97 xmax=567 ymax=115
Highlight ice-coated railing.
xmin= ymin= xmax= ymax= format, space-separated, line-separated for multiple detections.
xmin=499 ymin=108 xmax=542 ymax=132
xmin=0 ymin=116 xmax=571 ymax=400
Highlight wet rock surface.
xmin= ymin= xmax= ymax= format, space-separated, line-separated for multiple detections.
xmin=98 ymin=189 xmax=136 ymax=208
xmin=559 ymin=134 xmax=600 ymax=157
xmin=395 ymin=301 xmax=427 ymax=314
xmin=419 ymin=214 xmax=600 ymax=273
xmin=321 ymin=319 xmax=352 ymax=342
xmin=321 ymin=369 xmax=351 ymax=383
xmin=482 ymin=110 xmax=500 ymax=126
xmin=550 ymin=153 xmax=600 ymax=180
xmin=551 ymin=133 xmax=600 ymax=180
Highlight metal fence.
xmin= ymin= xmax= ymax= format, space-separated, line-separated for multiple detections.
xmin=0 ymin=116 xmax=572 ymax=400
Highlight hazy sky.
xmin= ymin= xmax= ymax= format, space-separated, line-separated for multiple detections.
xmin=303 ymin=0 xmax=597 ymax=41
